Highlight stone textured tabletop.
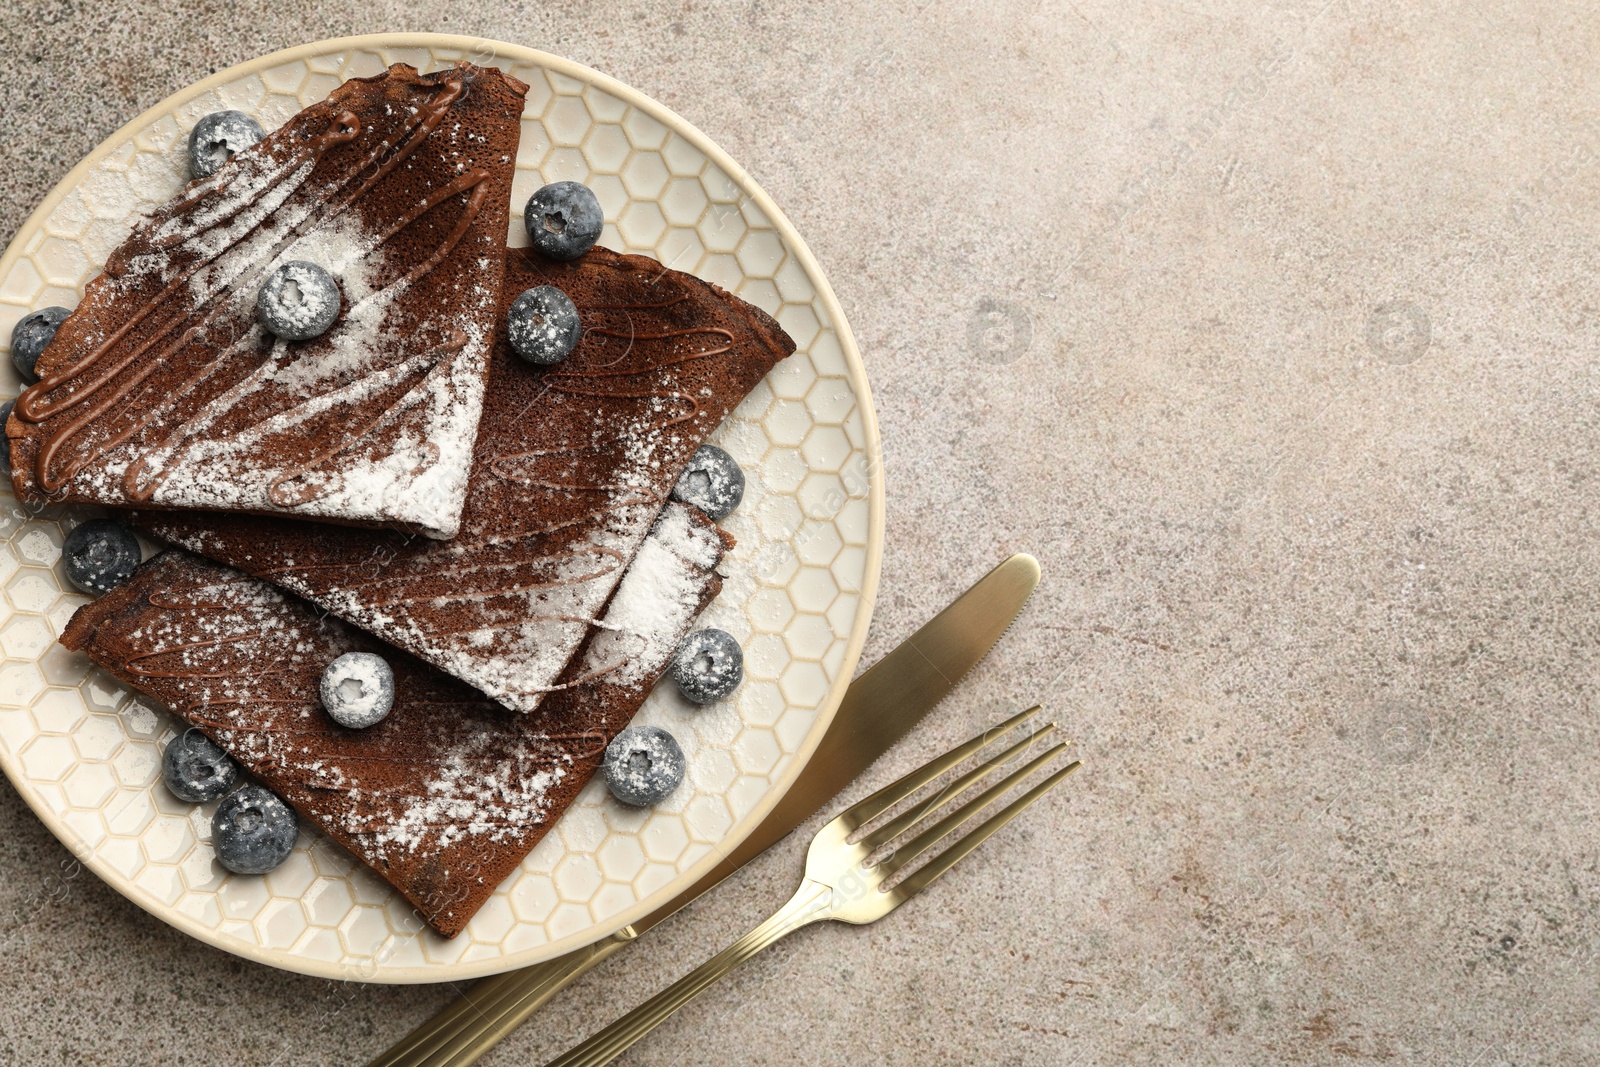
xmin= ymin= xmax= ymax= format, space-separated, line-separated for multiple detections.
xmin=3 ymin=2 xmax=1597 ymax=1063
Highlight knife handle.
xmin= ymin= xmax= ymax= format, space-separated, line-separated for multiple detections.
xmin=365 ymin=927 xmax=637 ymax=1067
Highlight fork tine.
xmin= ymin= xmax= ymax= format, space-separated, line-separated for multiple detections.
xmin=860 ymin=722 xmax=1057 ymax=849
xmin=841 ymin=705 xmax=1042 ymax=827
xmin=891 ymin=759 xmax=1082 ymax=901
xmin=880 ymin=742 xmax=1070 ymax=876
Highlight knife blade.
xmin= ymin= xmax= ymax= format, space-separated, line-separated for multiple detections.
xmin=368 ymin=553 xmax=1040 ymax=1067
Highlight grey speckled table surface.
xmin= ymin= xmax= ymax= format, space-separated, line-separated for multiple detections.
xmin=4 ymin=1 xmax=1600 ymax=1063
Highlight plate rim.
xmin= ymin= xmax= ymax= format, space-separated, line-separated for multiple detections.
xmin=0 ymin=31 xmax=885 ymax=983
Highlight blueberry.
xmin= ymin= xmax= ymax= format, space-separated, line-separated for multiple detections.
xmin=320 ymin=651 xmax=395 ymax=729
xmin=212 ymin=784 xmax=297 ymax=874
xmin=188 ymin=110 xmax=265 ymax=180
xmin=507 ymin=286 xmax=581 ymax=366
xmin=62 ymin=519 xmax=141 ymax=595
xmin=670 ymin=444 xmax=745 ymax=520
xmin=257 ymin=261 xmax=341 ymax=341
xmin=11 ymin=306 xmax=71 ymax=385
xmin=603 ymin=725 xmax=686 ymax=807
xmin=671 ymin=628 xmax=744 ymax=705
xmin=524 ymin=181 xmax=603 ymax=261
xmin=162 ymin=728 xmax=240 ymax=803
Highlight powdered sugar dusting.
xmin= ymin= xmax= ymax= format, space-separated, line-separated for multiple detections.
xmin=84 ymin=556 xmax=580 ymax=864
xmin=126 ymin=141 xmax=498 ymax=538
xmin=583 ymin=503 xmax=724 ymax=686
xmin=22 ymin=66 xmax=519 ymax=540
xmin=360 ymin=736 xmax=564 ymax=854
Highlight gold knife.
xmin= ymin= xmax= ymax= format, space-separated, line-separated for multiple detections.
xmin=368 ymin=553 xmax=1041 ymax=1067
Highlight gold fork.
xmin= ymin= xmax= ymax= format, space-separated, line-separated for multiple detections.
xmin=542 ymin=705 xmax=1080 ymax=1067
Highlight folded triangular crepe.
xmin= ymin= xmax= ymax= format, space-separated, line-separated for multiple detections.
xmin=7 ymin=62 xmax=526 ymax=539
xmin=62 ymin=502 xmax=726 ymax=937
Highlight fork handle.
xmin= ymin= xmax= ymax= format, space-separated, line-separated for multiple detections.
xmin=366 ymin=928 xmax=636 ymax=1067
xmin=543 ymin=880 xmax=833 ymax=1067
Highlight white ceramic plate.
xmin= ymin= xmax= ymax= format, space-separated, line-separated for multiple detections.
xmin=0 ymin=34 xmax=882 ymax=982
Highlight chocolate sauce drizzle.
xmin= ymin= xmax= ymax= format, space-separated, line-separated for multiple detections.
xmin=15 ymin=71 xmax=490 ymax=514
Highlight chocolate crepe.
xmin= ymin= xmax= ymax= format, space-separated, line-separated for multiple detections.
xmin=8 ymin=62 xmax=526 ymax=539
xmin=62 ymin=502 xmax=726 ymax=937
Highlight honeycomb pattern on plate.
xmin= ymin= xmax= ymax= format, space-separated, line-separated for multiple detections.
xmin=0 ymin=37 xmax=880 ymax=982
